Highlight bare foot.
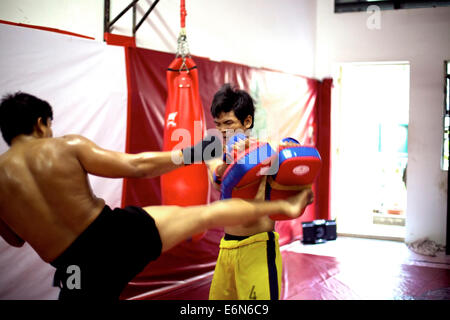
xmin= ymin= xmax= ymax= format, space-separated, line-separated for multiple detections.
xmin=284 ymin=188 xmax=314 ymax=219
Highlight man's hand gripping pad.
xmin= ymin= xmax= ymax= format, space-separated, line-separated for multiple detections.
xmin=221 ymin=134 xmax=276 ymax=200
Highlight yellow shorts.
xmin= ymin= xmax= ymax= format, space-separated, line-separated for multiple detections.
xmin=209 ymin=232 xmax=282 ymax=300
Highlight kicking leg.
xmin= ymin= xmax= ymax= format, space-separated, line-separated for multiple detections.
xmin=143 ymin=186 xmax=313 ymax=253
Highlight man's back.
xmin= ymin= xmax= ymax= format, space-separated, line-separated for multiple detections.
xmin=0 ymin=136 xmax=105 ymax=262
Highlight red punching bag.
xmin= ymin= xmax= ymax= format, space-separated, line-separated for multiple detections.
xmin=161 ymin=1 xmax=209 ymax=241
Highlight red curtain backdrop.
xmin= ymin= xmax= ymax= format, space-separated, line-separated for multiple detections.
xmin=316 ymin=78 xmax=333 ymax=220
xmin=121 ymin=46 xmax=332 ymax=299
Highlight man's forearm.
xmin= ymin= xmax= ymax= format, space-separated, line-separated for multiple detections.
xmin=138 ymin=150 xmax=185 ymax=178
xmin=139 ymin=135 xmax=222 ymax=178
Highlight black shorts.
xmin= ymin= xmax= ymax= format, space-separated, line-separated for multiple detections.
xmin=50 ymin=205 xmax=162 ymax=300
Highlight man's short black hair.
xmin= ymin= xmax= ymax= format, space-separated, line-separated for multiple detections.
xmin=0 ymin=92 xmax=53 ymax=146
xmin=210 ymin=83 xmax=255 ymax=129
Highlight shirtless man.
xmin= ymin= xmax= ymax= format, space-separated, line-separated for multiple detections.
xmin=0 ymin=92 xmax=313 ymax=300
xmin=207 ymin=84 xmax=308 ymax=300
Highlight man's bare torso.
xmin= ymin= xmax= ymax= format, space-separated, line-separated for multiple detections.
xmin=0 ymin=136 xmax=105 ymax=262
xmin=208 ymin=158 xmax=276 ymax=237
xmin=224 ymin=217 xmax=275 ymax=237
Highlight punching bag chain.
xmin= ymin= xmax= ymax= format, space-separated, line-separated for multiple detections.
xmin=176 ymin=0 xmax=190 ymax=71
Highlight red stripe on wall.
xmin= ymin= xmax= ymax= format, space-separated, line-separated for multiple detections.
xmin=0 ymin=19 xmax=95 ymax=40
xmin=104 ymin=32 xmax=136 ymax=47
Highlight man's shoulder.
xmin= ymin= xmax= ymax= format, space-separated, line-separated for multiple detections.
xmin=56 ymin=134 xmax=92 ymax=147
xmin=0 ymin=150 xmax=9 ymax=165
xmin=0 ymin=144 xmax=19 ymax=165
xmin=59 ymin=134 xmax=86 ymax=142
xmin=54 ymin=135 xmax=99 ymax=158
xmin=36 ymin=135 xmax=89 ymax=157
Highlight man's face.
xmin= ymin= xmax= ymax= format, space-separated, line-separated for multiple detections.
xmin=213 ymin=110 xmax=252 ymax=143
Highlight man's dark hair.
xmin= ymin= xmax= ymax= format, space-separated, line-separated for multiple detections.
xmin=210 ymin=83 xmax=255 ymax=129
xmin=0 ymin=92 xmax=53 ymax=146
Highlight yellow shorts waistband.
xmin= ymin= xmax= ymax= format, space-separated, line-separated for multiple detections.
xmin=219 ymin=231 xmax=279 ymax=250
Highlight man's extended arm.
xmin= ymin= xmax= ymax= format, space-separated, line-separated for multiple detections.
xmin=66 ymin=135 xmax=185 ymax=179
xmin=67 ymin=134 xmax=221 ymax=179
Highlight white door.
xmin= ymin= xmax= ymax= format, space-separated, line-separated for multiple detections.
xmin=331 ymin=62 xmax=410 ymax=240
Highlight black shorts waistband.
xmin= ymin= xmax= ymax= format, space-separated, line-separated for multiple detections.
xmin=224 ymin=231 xmax=274 ymax=241
xmin=224 ymin=234 xmax=250 ymax=241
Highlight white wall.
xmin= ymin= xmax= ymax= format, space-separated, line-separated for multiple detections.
xmin=0 ymin=0 xmax=317 ymax=77
xmin=0 ymin=0 xmax=104 ymax=39
xmin=315 ymin=0 xmax=450 ymax=245
xmin=0 ymin=23 xmax=128 ymax=299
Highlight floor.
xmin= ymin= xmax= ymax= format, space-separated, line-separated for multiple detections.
xmin=280 ymin=236 xmax=450 ymax=300
xmin=124 ymin=235 xmax=450 ymax=300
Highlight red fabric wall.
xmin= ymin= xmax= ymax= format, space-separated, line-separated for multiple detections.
xmin=316 ymin=78 xmax=333 ymax=220
xmin=120 ymin=46 xmax=331 ymax=299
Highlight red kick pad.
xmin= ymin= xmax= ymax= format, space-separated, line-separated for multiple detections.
xmin=268 ymin=140 xmax=321 ymax=221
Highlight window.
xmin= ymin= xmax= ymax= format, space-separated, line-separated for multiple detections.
xmin=443 ymin=61 xmax=450 ymax=171
xmin=335 ymin=0 xmax=450 ymax=13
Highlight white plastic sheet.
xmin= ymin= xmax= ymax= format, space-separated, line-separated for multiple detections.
xmin=0 ymin=23 xmax=128 ymax=299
